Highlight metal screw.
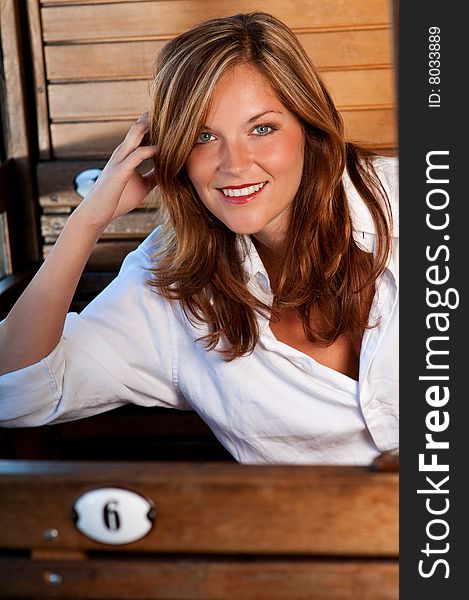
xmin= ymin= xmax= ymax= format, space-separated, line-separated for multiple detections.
xmin=43 ymin=528 xmax=59 ymax=541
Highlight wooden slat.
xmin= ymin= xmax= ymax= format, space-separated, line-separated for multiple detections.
xmin=48 ymin=80 xmax=150 ymax=121
xmin=41 ymin=211 xmax=155 ymax=240
xmin=47 ymin=69 xmax=394 ymax=122
xmin=44 ymin=29 xmax=393 ymax=82
xmin=293 ymin=28 xmax=393 ymax=70
xmin=0 ymin=0 xmax=41 ymax=262
xmin=27 ymin=0 xmax=51 ymax=158
xmin=342 ymin=108 xmax=397 ymax=148
xmin=0 ymin=461 xmax=398 ymax=555
xmin=41 ymin=0 xmax=391 ymax=43
xmin=38 ymin=160 xmax=106 ymax=207
xmin=321 ymin=69 xmax=395 ymax=109
xmin=50 ymin=121 xmax=131 ymax=158
xmin=0 ymin=557 xmax=398 ymax=599
xmin=0 ymin=163 xmax=13 ymax=274
xmin=43 ymin=240 xmax=140 ymax=269
xmin=49 ymin=108 xmax=397 ymax=159
xmin=37 ymin=160 xmax=154 ymax=208
xmin=41 ymin=0 xmax=183 ymax=3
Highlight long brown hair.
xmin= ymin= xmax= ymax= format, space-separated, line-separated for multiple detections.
xmin=148 ymin=12 xmax=392 ymax=360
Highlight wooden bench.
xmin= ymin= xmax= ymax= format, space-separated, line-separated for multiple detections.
xmin=0 ymin=459 xmax=398 ymax=599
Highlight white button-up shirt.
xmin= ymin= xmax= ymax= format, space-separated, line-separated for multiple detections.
xmin=0 ymin=157 xmax=398 ymax=465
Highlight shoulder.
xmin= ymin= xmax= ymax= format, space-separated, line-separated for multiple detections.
xmin=371 ymin=155 xmax=398 ymax=236
xmin=372 ymin=155 xmax=398 ymax=199
xmin=135 ymin=225 xmax=166 ymax=260
xmin=115 ymin=226 xmax=165 ymax=277
xmin=344 ymin=155 xmax=399 ymax=238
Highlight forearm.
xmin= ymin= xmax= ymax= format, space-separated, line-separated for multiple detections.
xmin=0 ymin=209 xmax=102 ymax=375
xmin=0 ymin=113 xmax=155 ymax=377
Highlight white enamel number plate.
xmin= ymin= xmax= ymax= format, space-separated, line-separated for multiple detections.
xmin=73 ymin=487 xmax=155 ymax=545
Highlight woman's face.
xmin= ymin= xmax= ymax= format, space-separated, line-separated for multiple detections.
xmin=185 ymin=63 xmax=304 ymax=248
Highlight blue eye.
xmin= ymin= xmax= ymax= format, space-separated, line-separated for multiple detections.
xmin=197 ymin=132 xmax=215 ymax=144
xmin=253 ymin=124 xmax=275 ymax=136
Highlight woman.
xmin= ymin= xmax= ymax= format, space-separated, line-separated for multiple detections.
xmin=0 ymin=12 xmax=398 ymax=464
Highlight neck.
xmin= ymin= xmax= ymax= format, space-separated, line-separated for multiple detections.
xmin=251 ymin=236 xmax=285 ymax=290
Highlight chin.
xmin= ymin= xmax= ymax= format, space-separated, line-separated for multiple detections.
xmin=225 ymin=224 xmax=263 ymax=236
xmin=220 ymin=217 xmax=266 ymax=236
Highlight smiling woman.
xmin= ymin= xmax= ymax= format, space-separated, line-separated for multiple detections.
xmin=0 ymin=12 xmax=398 ymax=466
xmin=185 ymin=65 xmax=305 ymax=242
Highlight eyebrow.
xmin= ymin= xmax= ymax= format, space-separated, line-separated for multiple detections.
xmin=202 ymin=110 xmax=282 ymax=130
xmin=247 ymin=110 xmax=282 ymax=123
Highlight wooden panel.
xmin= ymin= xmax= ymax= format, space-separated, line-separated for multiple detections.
xmin=44 ymin=29 xmax=393 ymax=82
xmin=0 ymin=557 xmax=398 ymax=599
xmin=300 ymin=28 xmax=393 ymax=70
xmin=0 ymin=0 xmax=41 ymax=262
xmin=27 ymin=0 xmax=51 ymax=159
xmin=38 ymin=160 xmax=155 ymax=208
xmin=49 ymin=108 xmax=396 ymax=160
xmin=38 ymin=160 xmax=105 ymax=207
xmin=45 ymin=40 xmax=165 ymax=82
xmin=43 ymin=240 xmax=140 ymax=269
xmin=342 ymin=108 xmax=397 ymax=148
xmin=50 ymin=121 xmax=131 ymax=158
xmin=48 ymin=80 xmax=150 ymax=121
xmin=41 ymin=0 xmax=391 ymax=43
xmin=0 ymin=461 xmax=398 ymax=555
xmin=41 ymin=210 xmax=154 ymax=241
xmin=322 ymin=69 xmax=394 ymax=109
xmin=47 ymin=69 xmax=394 ymax=122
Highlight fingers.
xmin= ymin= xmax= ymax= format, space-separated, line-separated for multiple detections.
xmin=115 ymin=112 xmax=151 ymax=161
xmin=121 ymin=144 xmax=157 ymax=173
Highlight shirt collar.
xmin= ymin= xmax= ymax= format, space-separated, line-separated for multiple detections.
xmin=343 ymin=161 xmax=399 ymax=283
xmin=237 ymin=235 xmax=269 ymax=284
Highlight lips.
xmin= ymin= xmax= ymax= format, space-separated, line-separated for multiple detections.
xmin=217 ymin=181 xmax=267 ymax=204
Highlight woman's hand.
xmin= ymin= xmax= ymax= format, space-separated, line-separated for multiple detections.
xmin=75 ymin=112 xmax=157 ymax=233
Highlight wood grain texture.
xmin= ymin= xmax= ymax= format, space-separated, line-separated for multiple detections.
xmin=43 ymin=240 xmax=140 ymax=269
xmin=0 ymin=0 xmax=41 ymax=261
xmin=50 ymin=121 xmax=131 ymax=158
xmin=0 ymin=556 xmax=398 ymax=599
xmin=41 ymin=0 xmax=391 ymax=43
xmin=38 ymin=160 xmax=107 ymax=207
xmin=47 ymin=69 xmax=394 ymax=121
xmin=0 ymin=461 xmax=398 ymax=556
xmin=44 ymin=28 xmax=393 ymax=82
xmin=41 ymin=210 xmax=156 ymax=240
xmin=27 ymin=0 xmax=51 ymax=158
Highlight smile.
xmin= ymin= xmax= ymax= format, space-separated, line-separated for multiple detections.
xmin=219 ymin=181 xmax=267 ymax=198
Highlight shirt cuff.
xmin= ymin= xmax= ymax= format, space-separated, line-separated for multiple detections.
xmin=0 ymin=341 xmax=65 ymax=427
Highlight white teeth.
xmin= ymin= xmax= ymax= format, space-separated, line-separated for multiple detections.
xmin=221 ymin=181 xmax=266 ymax=197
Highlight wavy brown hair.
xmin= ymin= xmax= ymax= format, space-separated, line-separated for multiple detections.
xmin=148 ymin=12 xmax=393 ymax=360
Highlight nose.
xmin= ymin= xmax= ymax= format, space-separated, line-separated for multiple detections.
xmin=218 ymin=138 xmax=252 ymax=175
